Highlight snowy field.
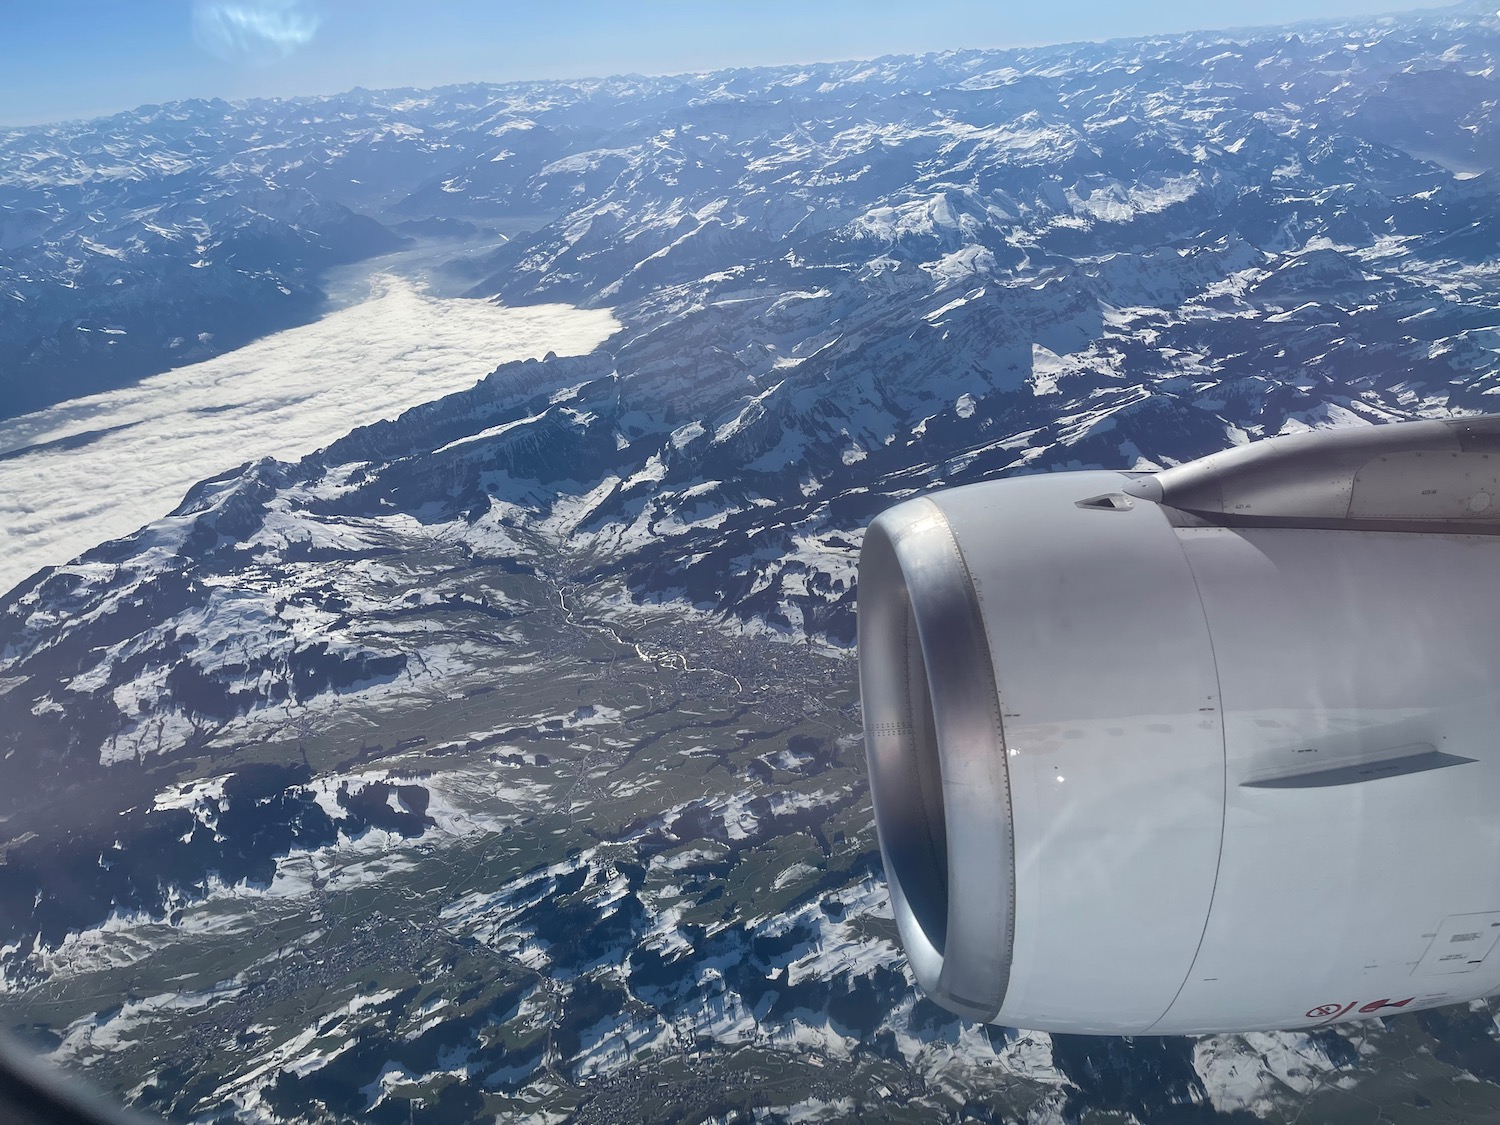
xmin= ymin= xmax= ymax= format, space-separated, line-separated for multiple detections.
xmin=0 ymin=276 xmax=620 ymax=594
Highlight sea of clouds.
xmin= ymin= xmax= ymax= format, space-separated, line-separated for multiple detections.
xmin=0 ymin=276 xmax=619 ymax=594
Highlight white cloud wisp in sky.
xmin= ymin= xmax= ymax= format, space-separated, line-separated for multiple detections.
xmin=193 ymin=0 xmax=323 ymax=65
xmin=0 ymin=277 xmax=620 ymax=594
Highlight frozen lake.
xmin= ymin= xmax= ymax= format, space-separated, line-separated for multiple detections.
xmin=0 ymin=276 xmax=619 ymax=595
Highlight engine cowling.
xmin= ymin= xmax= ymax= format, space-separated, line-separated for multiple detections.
xmin=858 ymin=415 xmax=1500 ymax=1034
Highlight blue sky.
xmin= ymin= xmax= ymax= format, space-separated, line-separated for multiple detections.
xmin=0 ymin=0 xmax=1467 ymax=127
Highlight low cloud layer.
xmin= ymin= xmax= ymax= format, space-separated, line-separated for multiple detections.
xmin=0 ymin=277 xmax=620 ymax=595
xmin=193 ymin=0 xmax=322 ymax=64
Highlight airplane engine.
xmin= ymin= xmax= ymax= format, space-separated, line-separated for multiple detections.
xmin=858 ymin=415 xmax=1500 ymax=1034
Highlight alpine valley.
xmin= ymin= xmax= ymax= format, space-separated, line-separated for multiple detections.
xmin=4 ymin=3 xmax=1500 ymax=1123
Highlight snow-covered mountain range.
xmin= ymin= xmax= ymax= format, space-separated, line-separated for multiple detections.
xmin=4 ymin=3 xmax=1500 ymax=1122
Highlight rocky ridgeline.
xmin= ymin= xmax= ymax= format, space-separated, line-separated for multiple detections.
xmin=2 ymin=3 xmax=1497 ymax=420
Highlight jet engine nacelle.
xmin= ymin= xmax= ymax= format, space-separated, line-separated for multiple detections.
xmin=858 ymin=415 xmax=1500 ymax=1034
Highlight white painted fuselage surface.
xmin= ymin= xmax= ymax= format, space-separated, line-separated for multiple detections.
xmin=0 ymin=276 xmax=620 ymax=595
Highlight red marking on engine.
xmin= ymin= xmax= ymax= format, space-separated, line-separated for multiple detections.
xmin=1306 ymin=1002 xmax=1350 ymax=1020
xmin=1359 ymin=997 xmax=1414 ymax=1014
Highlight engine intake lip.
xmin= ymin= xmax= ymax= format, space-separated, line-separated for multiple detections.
xmin=858 ymin=497 xmax=1015 ymax=1022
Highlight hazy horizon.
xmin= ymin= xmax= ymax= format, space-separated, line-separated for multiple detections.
xmin=0 ymin=0 xmax=1477 ymax=129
